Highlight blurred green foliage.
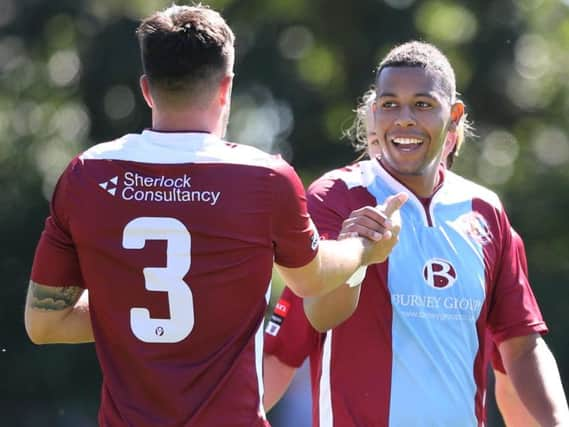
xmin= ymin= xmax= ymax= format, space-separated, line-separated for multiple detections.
xmin=2 ymin=0 xmax=569 ymax=426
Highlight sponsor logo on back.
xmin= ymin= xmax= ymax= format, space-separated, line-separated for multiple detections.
xmin=99 ymin=176 xmax=118 ymax=196
xmin=97 ymin=172 xmax=221 ymax=206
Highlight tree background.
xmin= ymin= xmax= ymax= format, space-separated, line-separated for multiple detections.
xmin=1 ymin=0 xmax=568 ymax=425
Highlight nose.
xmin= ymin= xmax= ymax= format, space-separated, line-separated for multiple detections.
xmin=395 ymin=106 xmax=416 ymax=127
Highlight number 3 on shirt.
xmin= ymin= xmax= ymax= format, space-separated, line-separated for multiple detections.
xmin=123 ymin=217 xmax=194 ymax=343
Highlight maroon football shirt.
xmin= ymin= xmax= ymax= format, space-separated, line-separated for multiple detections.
xmin=31 ymin=130 xmax=319 ymax=427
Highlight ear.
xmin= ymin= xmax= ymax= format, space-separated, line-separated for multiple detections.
xmin=449 ymin=100 xmax=465 ymax=131
xmin=443 ymin=130 xmax=458 ymax=161
xmin=139 ymin=75 xmax=154 ymax=108
xmin=218 ymin=74 xmax=234 ymax=106
xmin=442 ymin=101 xmax=464 ymax=164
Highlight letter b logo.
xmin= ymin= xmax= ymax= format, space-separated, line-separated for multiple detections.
xmin=423 ymin=258 xmax=457 ymax=289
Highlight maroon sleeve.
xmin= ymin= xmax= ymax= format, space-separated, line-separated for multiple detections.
xmin=265 ymin=172 xmax=358 ymax=367
xmin=485 ymin=330 xmax=506 ymax=373
xmin=264 ymin=287 xmax=320 ymax=367
xmin=271 ymin=158 xmax=319 ymax=268
xmin=491 ymin=342 xmax=506 ymax=374
xmin=30 ymin=160 xmax=85 ymax=288
xmin=306 ymin=174 xmax=354 ymax=240
xmin=486 ymin=207 xmax=547 ymax=344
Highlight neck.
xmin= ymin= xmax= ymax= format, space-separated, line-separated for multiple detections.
xmin=380 ymin=159 xmax=441 ymax=198
xmin=405 ymin=172 xmax=440 ymax=198
xmin=151 ymin=107 xmax=223 ymax=137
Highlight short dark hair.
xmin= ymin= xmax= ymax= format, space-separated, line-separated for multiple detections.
xmin=375 ymin=41 xmax=456 ymax=103
xmin=137 ymin=4 xmax=235 ymax=98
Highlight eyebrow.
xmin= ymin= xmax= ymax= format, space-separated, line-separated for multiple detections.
xmin=377 ymin=92 xmax=437 ymax=98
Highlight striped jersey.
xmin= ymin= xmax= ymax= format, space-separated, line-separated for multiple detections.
xmin=265 ymin=158 xmax=546 ymax=427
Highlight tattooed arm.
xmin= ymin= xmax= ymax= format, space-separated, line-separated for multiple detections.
xmin=24 ymin=281 xmax=94 ymax=344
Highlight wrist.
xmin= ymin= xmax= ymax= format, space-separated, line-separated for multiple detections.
xmin=346 ymin=266 xmax=367 ymax=287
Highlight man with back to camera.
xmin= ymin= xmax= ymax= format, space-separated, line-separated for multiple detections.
xmin=24 ymin=4 xmax=406 ymax=426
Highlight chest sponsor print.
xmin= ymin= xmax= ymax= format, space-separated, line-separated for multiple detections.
xmin=423 ymin=258 xmax=457 ymax=289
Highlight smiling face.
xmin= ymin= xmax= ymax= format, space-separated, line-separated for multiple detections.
xmin=373 ymin=66 xmax=461 ymax=196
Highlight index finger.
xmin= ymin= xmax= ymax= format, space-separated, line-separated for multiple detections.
xmin=381 ymin=192 xmax=408 ymax=218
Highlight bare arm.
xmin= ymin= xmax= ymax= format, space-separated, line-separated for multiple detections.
xmin=499 ymin=334 xmax=569 ymax=426
xmin=263 ymin=354 xmax=298 ymax=411
xmin=25 ymin=281 xmax=94 ymax=344
xmin=303 ymin=283 xmax=361 ymax=332
xmin=494 ymin=369 xmax=539 ymax=427
xmin=277 ymin=193 xmax=406 ymax=301
xmin=276 ymin=236 xmax=370 ymax=299
xmin=299 ymin=193 xmax=406 ymax=332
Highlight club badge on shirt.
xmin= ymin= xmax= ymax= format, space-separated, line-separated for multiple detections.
xmin=457 ymin=211 xmax=492 ymax=245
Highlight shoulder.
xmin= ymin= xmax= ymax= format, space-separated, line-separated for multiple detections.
xmin=308 ymin=160 xmax=377 ymax=202
xmin=80 ymin=132 xmax=288 ymax=170
xmin=79 ymin=134 xmax=136 ymax=161
xmin=220 ymin=141 xmax=286 ymax=167
xmin=444 ymin=171 xmax=503 ymax=212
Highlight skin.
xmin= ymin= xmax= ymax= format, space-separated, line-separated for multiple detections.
xmin=495 ymin=369 xmax=539 ymax=427
xmin=263 ymin=354 xmax=298 ymax=411
xmin=25 ymin=282 xmax=93 ymax=344
xmin=373 ymin=67 xmax=463 ymax=197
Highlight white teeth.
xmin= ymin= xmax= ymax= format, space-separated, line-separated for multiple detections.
xmin=393 ymin=137 xmax=422 ymax=145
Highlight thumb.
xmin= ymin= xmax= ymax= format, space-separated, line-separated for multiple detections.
xmin=382 ymin=192 xmax=408 ymax=218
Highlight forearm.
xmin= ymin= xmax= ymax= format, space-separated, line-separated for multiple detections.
xmin=277 ymin=237 xmax=369 ymax=298
xmin=501 ymin=336 xmax=569 ymax=426
xmin=303 ymin=282 xmax=361 ymax=332
xmin=25 ymin=281 xmax=94 ymax=344
xmin=276 ymin=194 xmax=404 ymax=298
xmin=311 ymin=238 xmax=370 ymax=293
xmin=494 ymin=369 xmax=539 ymax=427
xmin=263 ymin=354 xmax=297 ymax=411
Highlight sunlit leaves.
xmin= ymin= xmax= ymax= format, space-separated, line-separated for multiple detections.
xmin=532 ymin=126 xmax=569 ymax=167
xmin=297 ymin=44 xmax=343 ymax=90
xmin=228 ymin=85 xmax=294 ymax=158
xmin=44 ymin=14 xmax=78 ymax=50
xmin=476 ymin=129 xmax=518 ymax=186
xmin=48 ymin=50 xmax=81 ymax=87
xmin=323 ymin=103 xmax=353 ymax=144
xmin=103 ymin=85 xmax=136 ymax=121
xmin=278 ymin=26 xmax=314 ymax=60
xmin=415 ymin=1 xmax=478 ymax=44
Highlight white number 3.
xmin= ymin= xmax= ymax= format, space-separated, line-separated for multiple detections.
xmin=123 ymin=217 xmax=194 ymax=343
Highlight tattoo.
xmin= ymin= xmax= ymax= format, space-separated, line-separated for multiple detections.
xmin=28 ymin=281 xmax=83 ymax=311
